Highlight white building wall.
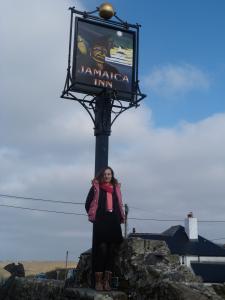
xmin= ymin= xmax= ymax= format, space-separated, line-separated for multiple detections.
xmin=185 ymin=217 xmax=198 ymax=240
xmin=180 ymin=255 xmax=225 ymax=268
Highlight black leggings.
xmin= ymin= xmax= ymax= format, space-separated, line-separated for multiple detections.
xmin=94 ymin=242 xmax=116 ymax=272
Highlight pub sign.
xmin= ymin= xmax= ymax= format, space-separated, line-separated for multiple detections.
xmin=71 ymin=18 xmax=136 ymax=100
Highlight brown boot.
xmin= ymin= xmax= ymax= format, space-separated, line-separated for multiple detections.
xmin=103 ymin=271 xmax=112 ymax=291
xmin=95 ymin=272 xmax=104 ymax=291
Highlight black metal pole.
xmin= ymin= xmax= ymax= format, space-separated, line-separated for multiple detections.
xmin=94 ymin=94 xmax=111 ymax=176
xmin=124 ymin=204 xmax=129 ymax=238
xmin=95 ymin=135 xmax=109 ymax=174
xmin=91 ymin=94 xmax=112 ymax=287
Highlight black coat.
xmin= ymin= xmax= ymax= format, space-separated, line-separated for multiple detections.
xmin=85 ymin=186 xmax=123 ymax=245
xmin=85 ymin=186 xmax=122 ymax=222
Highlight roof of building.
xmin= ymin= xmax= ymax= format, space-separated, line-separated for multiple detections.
xmin=191 ymin=262 xmax=225 ymax=283
xmin=129 ymin=225 xmax=225 ymax=257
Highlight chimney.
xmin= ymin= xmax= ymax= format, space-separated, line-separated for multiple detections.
xmin=185 ymin=212 xmax=198 ymax=240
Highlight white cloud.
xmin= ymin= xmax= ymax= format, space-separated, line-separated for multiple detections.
xmin=144 ymin=63 xmax=210 ymax=97
xmin=1 ymin=0 xmax=225 ymax=261
xmin=1 ymin=107 xmax=225 ymax=260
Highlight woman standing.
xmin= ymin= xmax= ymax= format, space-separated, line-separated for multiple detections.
xmin=85 ymin=167 xmax=125 ymax=291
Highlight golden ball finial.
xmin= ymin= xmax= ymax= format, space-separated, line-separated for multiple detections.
xmin=99 ymin=3 xmax=115 ymax=20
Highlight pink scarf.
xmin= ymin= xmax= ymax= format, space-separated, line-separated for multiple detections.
xmin=100 ymin=183 xmax=113 ymax=212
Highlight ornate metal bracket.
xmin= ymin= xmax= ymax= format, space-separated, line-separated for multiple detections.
xmin=61 ymin=5 xmax=146 ymax=129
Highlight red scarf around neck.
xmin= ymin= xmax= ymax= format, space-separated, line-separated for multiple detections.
xmin=100 ymin=182 xmax=113 ymax=212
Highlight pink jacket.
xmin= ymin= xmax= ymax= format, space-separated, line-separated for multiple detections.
xmin=87 ymin=181 xmax=125 ymax=223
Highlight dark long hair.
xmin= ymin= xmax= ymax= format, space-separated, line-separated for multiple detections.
xmin=95 ymin=166 xmax=118 ymax=185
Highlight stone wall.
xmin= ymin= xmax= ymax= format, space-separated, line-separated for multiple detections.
xmin=0 ymin=278 xmax=65 ymax=300
xmin=77 ymin=237 xmax=225 ymax=299
xmin=1 ymin=238 xmax=225 ymax=300
xmin=0 ymin=278 xmax=127 ymax=300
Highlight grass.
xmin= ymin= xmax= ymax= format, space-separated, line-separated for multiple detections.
xmin=0 ymin=261 xmax=76 ymax=280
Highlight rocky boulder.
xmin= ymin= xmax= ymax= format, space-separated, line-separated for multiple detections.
xmin=76 ymin=237 xmax=225 ymax=299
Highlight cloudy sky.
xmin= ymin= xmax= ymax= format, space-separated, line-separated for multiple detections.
xmin=0 ymin=0 xmax=225 ymax=262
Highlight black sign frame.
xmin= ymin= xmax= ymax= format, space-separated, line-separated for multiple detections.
xmin=71 ymin=17 xmax=136 ymax=101
xmin=61 ymin=6 xmax=146 ymax=114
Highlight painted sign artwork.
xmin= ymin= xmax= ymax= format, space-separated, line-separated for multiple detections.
xmin=72 ymin=18 xmax=135 ymax=100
